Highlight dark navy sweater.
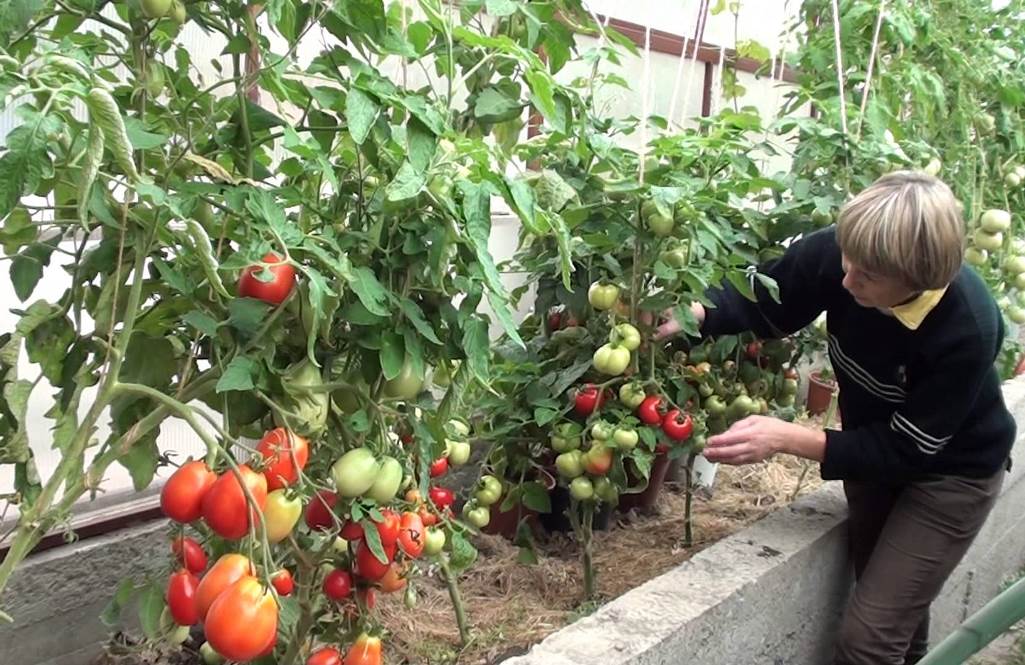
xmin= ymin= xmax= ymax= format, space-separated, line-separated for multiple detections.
xmin=701 ymin=227 xmax=1015 ymax=482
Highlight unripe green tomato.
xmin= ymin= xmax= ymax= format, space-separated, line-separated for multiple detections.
xmin=974 ymin=229 xmax=1003 ymax=252
xmin=980 ymin=209 xmax=1011 ymax=233
xmin=612 ymin=427 xmax=638 ymax=451
xmin=964 ymin=247 xmax=988 ymax=267
xmin=140 ymin=0 xmax=172 ymax=19
xmin=556 ymin=450 xmax=584 ymax=478
xmin=569 ymin=476 xmax=594 ymax=501
xmin=447 ymin=440 xmax=472 ymax=466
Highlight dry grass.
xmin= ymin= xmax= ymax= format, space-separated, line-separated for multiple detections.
xmin=378 ymin=453 xmax=825 ymax=664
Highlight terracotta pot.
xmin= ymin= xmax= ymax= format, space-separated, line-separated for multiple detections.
xmin=806 ymin=369 xmax=837 ymax=415
xmin=617 ymin=452 xmax=671 ymax=514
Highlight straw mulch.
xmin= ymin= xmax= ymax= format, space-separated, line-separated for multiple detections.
xmin=379 ymin=453 xmax=825 ymax=665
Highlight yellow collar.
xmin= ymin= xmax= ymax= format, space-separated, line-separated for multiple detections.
xmin=889 ymin=287 xmax=947 ymax=330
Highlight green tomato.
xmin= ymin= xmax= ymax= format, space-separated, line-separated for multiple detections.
xmin=811 ymin=209 xmax=833 ymax=227
xmin=333 ymin=386 xmax=362 ymax=414
xmin=144 ymin=62 xmax=165 ymax=97
xmin=169 ymin=0 xmax=186 ymax=24
xmin=423 ymin=527 xmax=446 ymax=555
xmin=981 ymin=209 xmax=1012 ymax=233
xmin=569 ymin=477 xmax=594 ymax=501
xmin=1006 ymin=172 xmax=1022 ymax=188
xmin=331 ymin=448 xmax=380 ymax=498
xmin=965 ymin=247 xmax=988 ymax=267
xmin=366 ymin=456 xmax=403 ymax=503
xmin=275 ymin=359 xmax=330 ymax=437
xmin=169 ymin=624 xmax=190 ymax=645
xmin=464 ymin=505 xmax=490 ymax=528
xmin=590 ymin=420 xmax=613 ymax=441
xmin=646 ymin=212 xmax=675 ymax=237
xmin=698 ymin=382 xmax=715 ymax=398
xmin=447 ymin=440 xmax=471 ymax=466
xmin=619 ymin=382 xmax=646 ymax=409
xmin=691 ymin=435 xmax=707 ymax=453
xmin=660 ymin=243 xmax=689 ymax=268
xmin=551 ymin=432 xmax=581 ymax=453
xmin=475 ymin=485 xmax=501 ymax=507
xmin=588 ymin=282 xmax=620 ymax=310
xmin=481 ymin=475 xmax=502 ymax=494
xmin=555 ymin=450 xmax=585 ymax=478
xmin=140 ymin=0 xmax=172 ymax=18
xmin=612 ymin=427 xmax=638 ymax=451
xmin=448 ymin=419 xmax=471 ymax=438
xmin=611 ymin=323 xmax=641 ymax=351
xmin=383 ymin=357 xmax=425 ymax=400
xmin=704 ymin=395 xmax=727 ymax=416
xmin=1015 ymin=272 xmax=1025 ymax=290
xmin=674 ymin=201 xmax=699 ymax=224
xmin=1005 ymin=256 xmax=1025 ymax=275
xmin=593 ymin=477 xmax=619 ymax=503
xmin=428 ymin=175 xmax=453 ymax=202
xmin=781 ymin=378 xmax=799 ymax=396
xmin=974 ymin=229 xmax=1004 ymax=252
xmin=1008 ymin=305 xmax=1025 ymax=325
xmin=200 ymin=642 xmax=225 ymax=665
xmin=593 ymin=343 xmax=631 ymax=376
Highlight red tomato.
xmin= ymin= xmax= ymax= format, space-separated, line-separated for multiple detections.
xmin=746 ymin=340 xmax=763 ymax=360
xmin=377 ymin=562 xmax=408 ymax=593
xmin=305 ymin=490 xmax=338 ymax=531
xmin=637 ymin=395 xmax=664 ymax=425
xmin=271 ymin=569 xmax=294 ymax=596
xmin=354 ymin=540 xmax=396 ymax=582
xmin=237 ymin=252 xmax=296 ymax=305
xmin=171 ymin=536 xmax=207 ymax=573
xmin=428 ymin=486 xmax=454 ymax=511
xmin=429 ymin=457 xmax=449 ymax=478
xmin=204 ymin=577 xmax=278 ymax=662
xmin=661 ymin=409 xmax=694 ymax=441
xmin=573 ymin=384 xmax=604 ymax=416
xmin=202 ymin=465 xmax=268 ymax=540
xmin=418 ymin=505 xmax=438 ymax=527
xmin=256 ymin=428 xmax=309 ymax=491
xmin=397 ymin=511 xmax=425 ymax=558
xmin=357 ymin=587 xmax=377 ymax=610
xmin=340 ymin=520 xmax=364 ymax=541
xmin=161 ymin=461 xmax=216 ymax=523
xmin=783 ymin=367 xmax=800 ymax=381
xmin=166 ymin=569 xmax=200 ymax=626
xmin=308 ymin=647 xmax=343 ymax=665
xmin=375 ymin=509 xmax=401 ymax=547
xmin=322 ymin=569 xmax=353 ymax=601
xmin=343 ymin=633 xmax=383 ymax=665
xmin=195 ymin=553 xmax=254 ymax=620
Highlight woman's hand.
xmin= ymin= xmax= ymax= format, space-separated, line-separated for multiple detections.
xmin=704 ymin=415 xmax=827 ymax=465
xmin=652 ymin=302 xmax=706 ymax=341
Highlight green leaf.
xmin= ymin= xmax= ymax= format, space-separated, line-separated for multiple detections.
xmin=485 ymin=0 xmax=519 ymax=16
xmin=533 ymin=407 xmax=558 ymax=426
xmin=726 ymin=270 xmax=757 ymax=302
xmin=137 ymin=582 xmax=165 ymax=640
xmin=462 ymin=316 xmax=490 ymax=384
xmin=755 ymin=272 xmax=781 ymax=303
xmin=448 ymin=531 xmax=478 ymax=573
xmin=0 ymin=0 xmax=44 ymax=48
xmin=24 ymin=308 xmax=74 ymax=384
xmin=460 ymin=181 xmax=522 ymax=346
xmin=217 ymin=356 xmax=258 ymax=393
xmin=120 ymin=430 xmax=159 ymax=491
xmin=525 ymin=70 xmax=560 ymax=131
xmin=473 ymin=87 xmax=524 ymax=123
xmin=398 ymin=298 xmax=442 ymax=344
xmin=100 ymin=578 xmax=138 ymax=628
xmin=520 ymin=481 xmax=551 ymax=513
xmin=361 ymin=516 xmax=388 ymax=564
xmin=227 ymin=298 xmax=268 ymax=335
xmin=10 ymin=241 xmax=55 ymax=302
xmin=407 ymin=21 xmax=432 ymax=54
xmin=124 ymin=117 xmax=168 ymax=150
xmin=178 ymin=220 xmax=231 ymax=298
xmin=121 ymin=332 xmax=176 ymax=388
xmin=349 ymin=266 xmax=391 ymax=316
xmin=533 ymin=169 xmax=577 ymax=212
xmin=406 ymin=118 xmax=436 ymax=173
xmin=380 ymin=331 xmax=404 ymax=380
xmin=1 ymin=207 xmax=38 ymax=254
xmin=246 ymin=190 xmax=303 ymax=246
xmin=505 ymin=177 xmax=541 ymax=234
xmin=346 ymin=87 xmax=379 ymax=145
xmin=183 ymin=310 xmax=219 ymax=337
xmin=386 ymin=161 xmax=426 ymax=202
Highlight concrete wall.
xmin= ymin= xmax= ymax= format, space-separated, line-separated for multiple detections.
xmin=3 ymin=380 xmax=1025 ymax=665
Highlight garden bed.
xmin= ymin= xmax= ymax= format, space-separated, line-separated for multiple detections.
xmin=91 ymin=453 xmax=823 ymax=665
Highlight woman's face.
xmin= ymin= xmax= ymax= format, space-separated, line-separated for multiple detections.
xmin=841 ymin=254 xmax=917 ymax=309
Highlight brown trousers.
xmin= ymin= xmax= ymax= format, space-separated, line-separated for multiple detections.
xmin=834 ymin=471 xmax=1004 ymax=665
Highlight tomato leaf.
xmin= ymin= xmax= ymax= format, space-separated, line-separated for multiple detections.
xmin=361 ymin=518 xmax=388 ymax=564
xmin=397 ymin=298 xmax=442 ymax=344
xmin=461 ymin=316 xmax=490 ymax=384
xmin=246 ymin=190 xmax=303 ymax=246
xmin=448 ymin=532 xmax=478 ymax=573
xmin=547 ymin=358 xmax=592 ymax=399
xmin=227 ymin=298 xmax=269 ymax=336
xmin=520 ymin=481 xmax=551 ymax=513
xmin=11 ymin=240 xmax=56 ymax=302
xmin=533 ymin=407 xmax=558 ymax=426
xmin=217 ymin=356 xmax=258 ymax=393
xmin=379 ymin=331 xmax=404 ymax=380
xmin=118 ymin=428 xmax=160 ymax=491
xmin=504 ymin=176 xmax=542 ymax=235
xmin=386 ymin=160 xmax=426 ymax=202
xmin=402 ymin=327 xmax=425 ymax=381
xmin=100 ymin=578 xmax=139 ymax=628
xmin=183 ymin=310 xmax=219 ymax=337
xmin=406 ymin=117 xmax=436 ymax=173
xmin=755 ymin=272 xmax=781 ymax=304
xmin=137 ymin=581 xmax=165 ymax=640
xmin=345 ymin=87 xmax=379 ymax=145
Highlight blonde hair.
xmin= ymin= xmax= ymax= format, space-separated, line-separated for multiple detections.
xmin=836 ymin=171 xmax=964 ymax=291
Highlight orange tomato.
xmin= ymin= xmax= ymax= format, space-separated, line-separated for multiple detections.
xmin=204 ymin=577 xmax=278 ymax=662
xmin=195 ymin=553 xmax=254 ymax=620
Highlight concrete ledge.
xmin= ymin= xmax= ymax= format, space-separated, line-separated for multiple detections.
xmin=3 ymin=381 xmax=1025 ymax=665
xmin=506 ymin=378 xmax=1025 ymax=665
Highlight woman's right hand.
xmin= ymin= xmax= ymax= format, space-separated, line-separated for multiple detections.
xmin=653 ymin=302 xmax=705 ymax=341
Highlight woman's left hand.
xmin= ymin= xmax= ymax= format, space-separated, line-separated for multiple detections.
xmin=704 ymin=415 xmax=814 ymax=465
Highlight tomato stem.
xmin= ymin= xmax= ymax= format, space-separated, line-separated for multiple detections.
xmin=683 ymin=451 xmax=697 ymax=548
xmin=439 ymin=555 xmax=471 ymax=646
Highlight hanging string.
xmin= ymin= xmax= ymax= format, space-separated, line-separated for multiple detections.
xmin=830 ymin=0 xmax=849 ymax=137
xmin=681 ymin=0 xmax=710 ymax=126
xmin=667 ymin=0 xmax=695 ymax=126
xmin=713 ymin=44 xmax=726 ymax=117
xmin=855 ymin=0 xmax=888 ymax=139
xmin=638 ymin=22 xmax=652 ymax=185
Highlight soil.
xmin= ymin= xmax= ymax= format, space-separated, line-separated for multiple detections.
xmin=92 ymin=452 xmax=824 ymax=665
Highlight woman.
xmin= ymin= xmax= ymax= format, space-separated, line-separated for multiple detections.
xmin=655 ymin=171 xmax=1015 ymax=665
